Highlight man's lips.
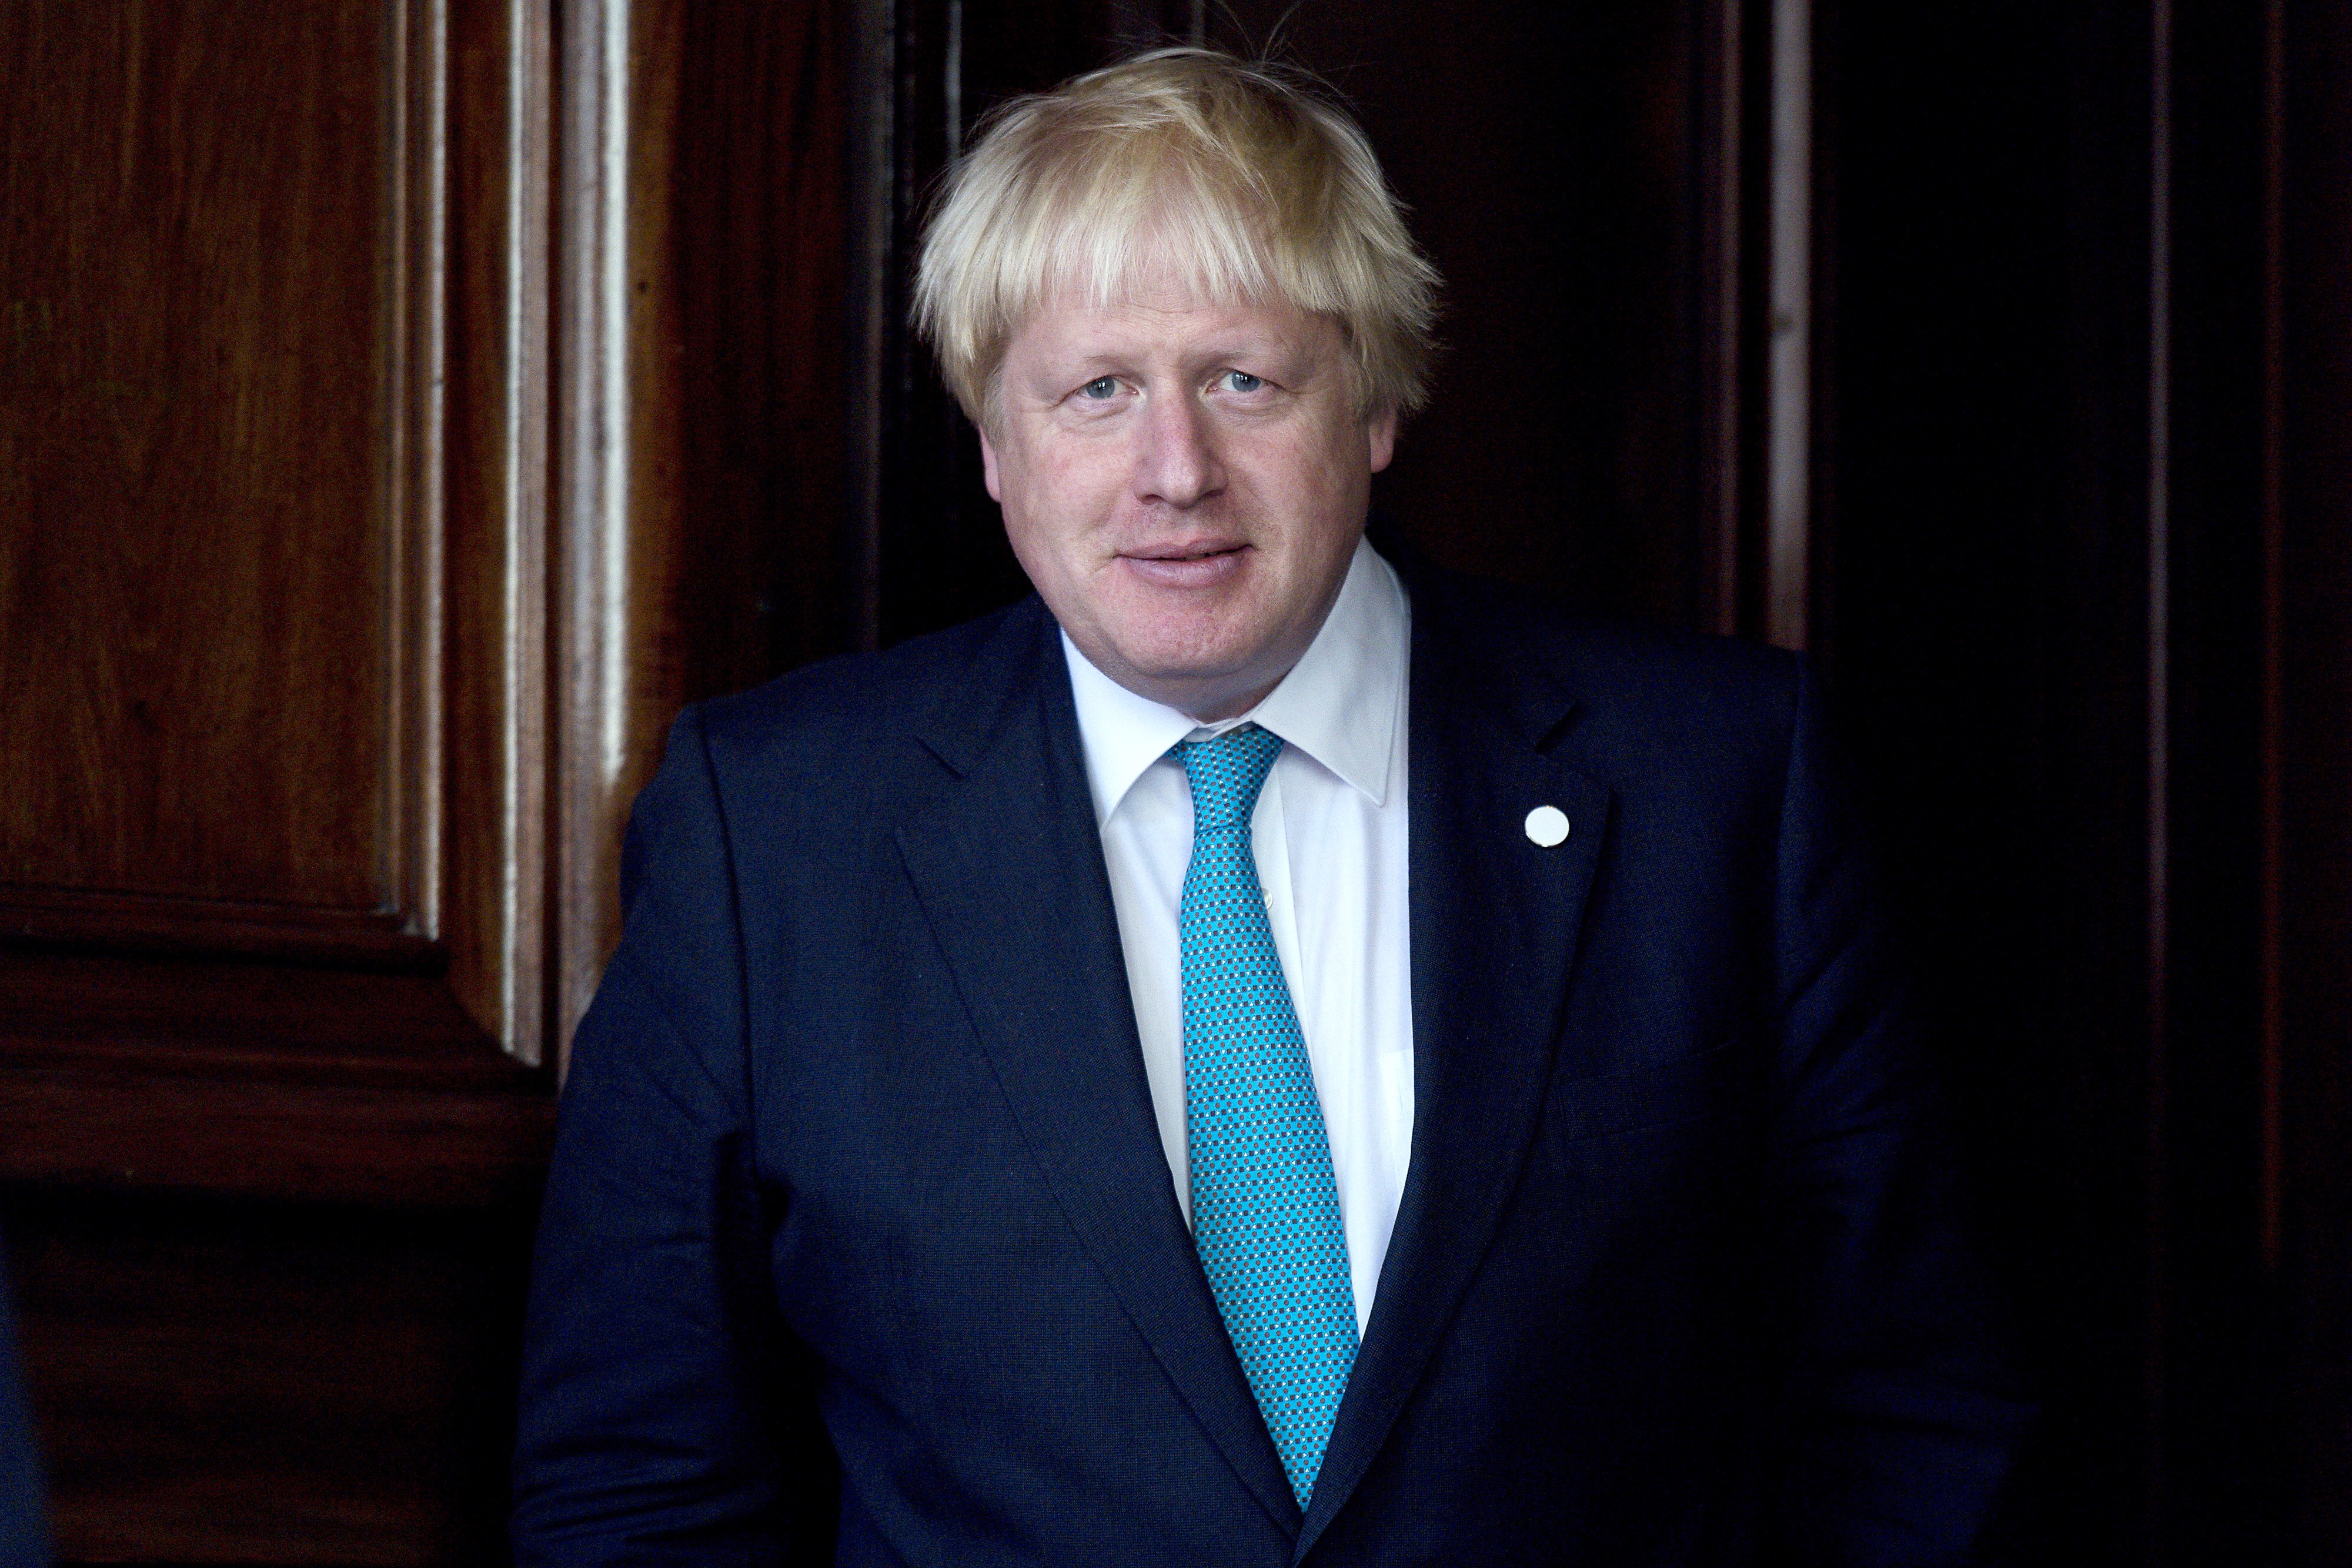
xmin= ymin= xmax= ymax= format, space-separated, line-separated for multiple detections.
xmin=1117 ymin=540 xmax=1251 ymax=589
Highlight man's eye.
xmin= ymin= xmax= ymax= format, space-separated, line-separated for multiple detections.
xmin=1079 ymin=377 xmax=1120 ymax=400
xmin=1222 ymin=371 xmax=1265 ymax=393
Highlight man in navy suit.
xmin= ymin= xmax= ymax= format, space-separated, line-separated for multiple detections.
xmin=513 ymin=48 xmax=2026 ymax=1565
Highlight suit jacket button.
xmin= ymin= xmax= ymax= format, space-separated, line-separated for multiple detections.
xmin=1525 ymin=805 xmax=1571 ymax=847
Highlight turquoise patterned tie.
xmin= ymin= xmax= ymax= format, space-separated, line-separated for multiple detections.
xmin=1173 ymin=723 xmax=1358 ymax=1506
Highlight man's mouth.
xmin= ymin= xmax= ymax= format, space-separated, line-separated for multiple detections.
xmin=1126 ymin=538 xmax=1245 ymax=560
xmin=1118 ymin=539 xmax=1251 ymax=586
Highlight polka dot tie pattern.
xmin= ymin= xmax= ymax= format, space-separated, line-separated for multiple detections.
xmin=1172 ymin=723 xmax=1359 ymax=1507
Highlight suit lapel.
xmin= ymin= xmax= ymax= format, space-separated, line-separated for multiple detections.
xmin=893 ymin=601 xmax=1303 ymax=1538
xmin=1297 ymin=572 xmax=1613 ymax=1559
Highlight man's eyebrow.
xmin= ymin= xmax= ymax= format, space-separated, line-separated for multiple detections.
xmin=1037 ymin=342 xmax=1310 ymax=374
xmin=1183 ymin=335 xmax=1316 ymax=370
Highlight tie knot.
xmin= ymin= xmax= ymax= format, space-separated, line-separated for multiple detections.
xmin=1172 ymin=723 xmax=1285 ymax=832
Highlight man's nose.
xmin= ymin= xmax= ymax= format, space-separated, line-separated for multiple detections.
xmin=1132 ymin=389 xmax=1225 ymax=508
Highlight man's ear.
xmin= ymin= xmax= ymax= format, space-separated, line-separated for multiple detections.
xmin=979 ymin=428 xmax=1002 ymax=501
xmin=1367 ymin=407 xmax=1397 ymax=474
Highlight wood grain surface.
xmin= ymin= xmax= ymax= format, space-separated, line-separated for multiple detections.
xmin=552 ymin=0 xmax=851 ymax=1058
xmin=5 ymin=1183 xmax=536 ymax=1565
xmin=0 ymin=0 xmax=395 ymax=911
xmin=0 ymin=2 xmax=563 ymax=1560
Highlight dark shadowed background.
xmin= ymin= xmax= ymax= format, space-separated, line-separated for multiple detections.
xmin=1 ymin=0 xmax=2347 ymax=1560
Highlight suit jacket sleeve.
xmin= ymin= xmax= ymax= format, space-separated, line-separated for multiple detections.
xmin=512 ymin=704 xmax=797 ymax=1565
xmin=0 ymin=1235 xmax=49 ymax=1568
xmin=1763 ymin=658 xmax=2028 ymax=1561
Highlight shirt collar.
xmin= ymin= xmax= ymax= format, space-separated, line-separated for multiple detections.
xmin=1061 ymin=536 xmax=1410 ymax=827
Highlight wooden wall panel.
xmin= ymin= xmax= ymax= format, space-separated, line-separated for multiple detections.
xmin=853 ymin=0 xmax=1156 ymax=657
xmin=443 ymin=0 xmax=553 ymax=1056
xmin=0 ymin=0 xmax=569 ymax=1559
xmin=0 ymin=0 xmax=560 ymax=1050
xmin=0 ymin=0 xmax=395 ymax=914
xmin=1818 ymin=0 xmax=2352 ymax=1558
xmin=0 ymin=0 xmax=859 ymax=1544
xmin=1206 ymin=0 xmax=1734 ymax=633
xmin=552 ymin=0 xmax=851 ymax=1057
xmin=2275 ymin=0 xmax=2352 ymax=1551
xmin=4 ymin=1186 xmax=532 ymax=1566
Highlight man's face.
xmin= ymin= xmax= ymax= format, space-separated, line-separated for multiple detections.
xmin=980 ymin=284 xmax=1396 ymax=721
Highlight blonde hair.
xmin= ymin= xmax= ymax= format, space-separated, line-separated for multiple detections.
xmin=913 ymin=48 xmax=1441 ymax=429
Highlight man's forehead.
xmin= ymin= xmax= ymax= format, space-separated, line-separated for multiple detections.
xmin=1010 ymin=286 xmax=1327 ymax=360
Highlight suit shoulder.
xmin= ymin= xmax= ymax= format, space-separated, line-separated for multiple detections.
xmin=1406 ymin=564 xmax=1809 ymax=810
xmin=1422 ymin=567 xmax=1800 ymax=722
xmin=687 ymin=596 xmax=1043 ymax=770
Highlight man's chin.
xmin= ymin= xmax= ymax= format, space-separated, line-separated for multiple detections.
xmin=1102 ymin=631 xmax=1257 ymax=687
xmin=1089 ymin=634 xmax=1292 ymax=719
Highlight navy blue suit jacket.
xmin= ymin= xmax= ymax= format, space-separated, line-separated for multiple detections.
xmin=0 ymin=1238 xmax=48 ymax=1568
xmin=513 ymin=547 xmax=2026 ymax=1564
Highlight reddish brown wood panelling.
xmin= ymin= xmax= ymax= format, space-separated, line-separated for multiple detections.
xmin=1 ymin=0 xmax=563 ymax=1047
xmin=1205 ymin=2 xmax=1727 ymax=630
xmin=0 ymin=955 xmax=556 ymax=1205
xmin=0 ymin=1067 xmax=550 ymax=1210
xmin=6 ymin=1186 xmax=534 ymax=1566
xmin=0 ymin=0 xmax=863 ymax=1546
xmin=2277 ymin=0 xmax=2352 ymax=1547
xmin=0 ymin=887 xmax=435 ymax=970
xmin=443 ymin=0 xmax=554 ymax=1055
xmin=0 ymin=0 xmax=394 ymax=912
xmin=553 ymin=0 xmax=850 ymax=1058
xmin=0 ymin=0 xmax=567 ymax=1559
xmin=656 ymin=0 xmax=854 ymax=690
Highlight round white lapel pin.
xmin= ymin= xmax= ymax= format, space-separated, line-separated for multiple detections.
xmin=1524 ymin=805 xmax=1571 ymax=847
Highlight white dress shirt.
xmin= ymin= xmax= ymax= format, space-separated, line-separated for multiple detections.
xmin=1062 ymin=538 xmax=1413 ymax=1333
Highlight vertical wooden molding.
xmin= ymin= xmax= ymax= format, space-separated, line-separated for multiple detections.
xmin=548 ymin=0 xmax=858 ymax=1072
xmin=2256 ymin=0 xmax=2286 ymax=1275
xmin=846 ymin=0 xmax=893 ymax=656
xmin=2144 ymin=0 xmax=2174 ymax=1551
xmin=389 ymin=0 xmax=450 ymax=944
xmin=440 ymin=0 xmax=554 ymax=1061
xmin=1697 ymin=0 xmax=1743 ymax=638
xmin=944 ymin=0 xmax=963 ymax=168
xmin=1763 ymin=0 xmax=1811 ymax=653
xmin=553 ymin=0 xmax=636 ymax=1071
xmin=499 ymin=0 xmax=553 ymax=1061
xmin=387 ymin=0 xmax=413 ymax=922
